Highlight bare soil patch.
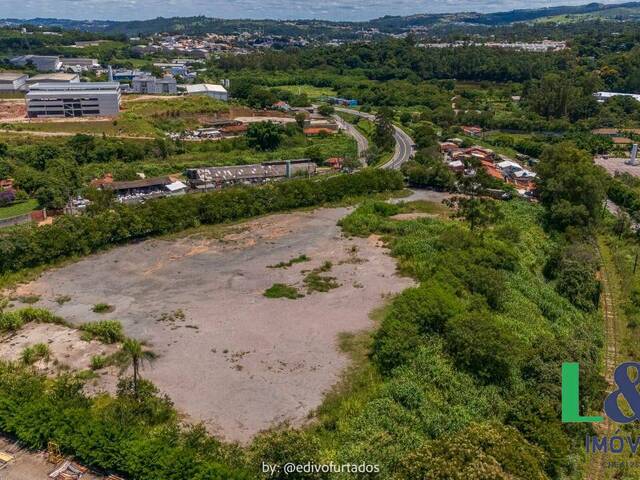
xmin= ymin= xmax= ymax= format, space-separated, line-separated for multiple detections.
xmin=14 ymin=206 xmax=413 ymax=443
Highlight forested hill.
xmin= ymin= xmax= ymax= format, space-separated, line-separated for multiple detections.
xmin=3 ymin=2 xmax=640 ymax=36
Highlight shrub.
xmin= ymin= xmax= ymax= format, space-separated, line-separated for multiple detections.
xmin=80 ymin=320 xmax=125 ymax=344
xmin=92 ymin=303 xmax=115 ymax=314
xmin=21 ymin=343 xmax=50 ymax=365
xmin=263 ymin=284 xmax=303 ymax=299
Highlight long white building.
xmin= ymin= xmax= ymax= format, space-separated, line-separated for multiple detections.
xmin=26 ymin=82 xmax=121 ymax=118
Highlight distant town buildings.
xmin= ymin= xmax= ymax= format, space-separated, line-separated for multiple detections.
xmin=419 ymin=40 xmax=567 ymax=52
xmin=26 ymin=82 xmax=121 ymax=118
xmin=185 ymin=83 xmax=228 ymax=101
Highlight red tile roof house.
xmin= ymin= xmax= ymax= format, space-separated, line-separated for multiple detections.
xmin=0 ymin=178 xmax=14 ymax=190
xmin=303 ymin=127 xmax=336 ymax=135
xmin=462 ymin=126 xmax=483 ymax=137
xmin=326 ymin=157 xmax=344 ymax=169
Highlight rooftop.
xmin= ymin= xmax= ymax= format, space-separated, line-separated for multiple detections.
xmin=28 ymin=73 xmax=79 ymax=82
xmin=186 ymin=83 xmax=227 ymax=94
xmin=0 ymin=72 xmax=27 ymax=81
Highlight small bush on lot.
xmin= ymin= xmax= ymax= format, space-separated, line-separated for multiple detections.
xmin=20 ymin=343 xmax=50 ymax=365
xmin=263 ymin=284 xmax=303 ymax=299
xmin=92 ymin=303 xmax=115 ymax=314
xmin=80 ymin=320 xmax=125 ymax=344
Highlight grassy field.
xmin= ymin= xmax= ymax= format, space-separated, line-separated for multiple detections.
xmin=3 ymin=96 xmax=230 ymax=137
xmin=273 ymin=84 xmax=337 ymax=98
xmin=0 ymin=199 xmax=38 ymax=219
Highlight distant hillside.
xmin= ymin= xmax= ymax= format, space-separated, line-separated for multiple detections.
xmin=2 ymin=2 xmax=640 ymax=36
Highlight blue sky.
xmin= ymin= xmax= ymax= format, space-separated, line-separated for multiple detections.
xmin=0 ymin=0 xmax=626 ymax=22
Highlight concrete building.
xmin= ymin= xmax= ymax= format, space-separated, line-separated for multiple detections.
xmin=185 ymin=159 xmax=316 ymax=189
xmin=132 ymin=74 xmax=177 ymax=94
xmin=60 ymin=58 xmax=100 ymax=70
xmin=10 ymin=55 xmax=61 ymax=72
xmin=185 ymin=83 xmax=228 ymax=101
xmin=26 ymin=82 xmax=121 ymax=118
xmin=112 ymin=69 xmax=146 ymax=82
xmin=0 ymin=72 xmax=28 ymax=91
xmin=594 ymin=91 xmax=640 ymax=103
xmin=26 ymin=73 xmax=80 ymax=86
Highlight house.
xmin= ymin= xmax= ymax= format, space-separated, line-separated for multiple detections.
xmin=0 ymin=178 xmax=15 ymax=190
xmin=272 ymin=101 xmax=291 ymax=111
xmin=462 ymin=126 xmax=483 ymax=137
xmin=326 ymin=157 xmax=343 ymax=169
xmin=26 ymin=82 xmax=121 ymax=118
xmin=10 ymin=55 xmax=61 ymax=72
xmin=132 ymin=74 xmax=177 ymax=94
xmin=304 ymin=127 xmax=336 ymax=135
xmin=185 ymin=83 xmax=228 ymax=101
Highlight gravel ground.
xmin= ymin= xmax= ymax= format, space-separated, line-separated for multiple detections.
xmin=15 ymin=206 xmax=415 ymax=443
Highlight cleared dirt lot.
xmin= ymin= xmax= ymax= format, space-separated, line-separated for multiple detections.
xmin=15 ymin=206 xmax=414 ymax=443
xmin=595 ymin=155 xmax=640 ymax=177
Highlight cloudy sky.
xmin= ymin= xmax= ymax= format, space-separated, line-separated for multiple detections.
xmin=0 ymin=0 xmax=627 ymax=22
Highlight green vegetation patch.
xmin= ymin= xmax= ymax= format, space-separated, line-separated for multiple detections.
xmin=263 ymin=283 xmax=303 ymax=299
xmin=267 ymin=254 xmax=310 ymax=269
xmin=92 ymin=303 xmax=115 ymax=314
xmin=80 ymin=320 xmax=125 ymax=344
xmin=0 ymin=199 xmax=38 ymax=220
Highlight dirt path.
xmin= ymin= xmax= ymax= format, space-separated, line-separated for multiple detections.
xmin=584 ymin=242 xmax=620 ymax=480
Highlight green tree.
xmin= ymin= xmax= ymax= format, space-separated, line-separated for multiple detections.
xmin=317 ymin=104 xmax=334 ymax=116
xmin=445 ymin=196 xmax=503 ymax=232
xmin=246 ymin=122 xmax=283 ymax=151
xmin=536 ymin=143 xmax=608 ymax=230
xmin=373 ymin=108 xmax=395 ymax=151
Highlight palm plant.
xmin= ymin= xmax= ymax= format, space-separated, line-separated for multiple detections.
xmin=120 ymin=338 xmax=156 ymax=397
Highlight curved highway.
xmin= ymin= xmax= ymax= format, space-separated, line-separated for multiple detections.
xmin=334 ymin=107 xmax=414 ymax=170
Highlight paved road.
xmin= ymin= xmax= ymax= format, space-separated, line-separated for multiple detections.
xmin=333 ymin=114 xmax=368 ymax=165
xmin=334 ymin=107 xmax=414 ymax=169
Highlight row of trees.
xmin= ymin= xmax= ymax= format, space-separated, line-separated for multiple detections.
xmin=0 ymin=169 xmax=403 ymax=274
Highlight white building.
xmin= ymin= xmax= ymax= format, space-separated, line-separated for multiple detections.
xmin=26 ymin=82 xmax=121 ymax=118
xmin=60 ymin=58 xmax=100 ymax=71
xmin=185 ymin=83 xmax=228 ymax=101
xmin=10 ymin=55 xmax=61 ymax=72
xmin=594 ymin=91 xmax=640 ymax=103
xmin=132 ymin=74 xmax=177 ymax=94
xmin=0 ymin=72 xmax=28 ymax=91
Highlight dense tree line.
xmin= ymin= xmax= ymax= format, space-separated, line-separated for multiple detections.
xmin=0 ymin=169 xmax=403 ymax=274
xmin=320 ymin=196 xmax=603 ymax=478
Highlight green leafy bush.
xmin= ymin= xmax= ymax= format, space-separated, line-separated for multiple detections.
xmin=80 ymin=320 xmax=125 ymax=344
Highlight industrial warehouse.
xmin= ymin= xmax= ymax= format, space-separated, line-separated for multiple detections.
xmin=25 ymin=82 xmax=121 ymax=118
xmin=185 ymin=159 xmax=317 ymax=189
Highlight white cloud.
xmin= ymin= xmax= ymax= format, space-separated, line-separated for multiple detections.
xmin=0 ymin=0 xmax=628 ymax=21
